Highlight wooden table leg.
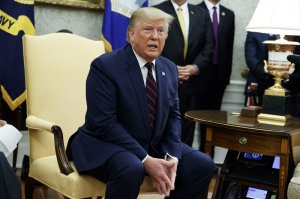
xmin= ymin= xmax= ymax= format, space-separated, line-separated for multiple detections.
xmin=205 ymin=127 xmax=213 ymax=157
xmin=278 ymin=138 xmax=289 ymax=199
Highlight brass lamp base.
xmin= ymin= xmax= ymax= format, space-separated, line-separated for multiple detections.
xmin=257 ymin=113 xmax=291 ymax=126
xmin=264 ymin=87 xmax=288 ymax=96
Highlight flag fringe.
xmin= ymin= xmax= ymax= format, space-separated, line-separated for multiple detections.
xmin=1 ymin=86 xmax=26 ymax=111
xmin=100 ymin=34 xmax=113 ymax=52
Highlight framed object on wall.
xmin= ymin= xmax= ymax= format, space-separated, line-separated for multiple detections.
xmin=34 ymin=0 xmax=104 ymax=10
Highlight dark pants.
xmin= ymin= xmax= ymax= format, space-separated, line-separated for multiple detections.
xmin=0 ymin=152 xmax=22 ymax=199
xmin=291 ymin=93 xmax=300 ymax=118
xmin=81 ymin=144 xmax=215 ymax=199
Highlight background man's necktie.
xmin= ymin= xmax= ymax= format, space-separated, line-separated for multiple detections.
xmin=213 ymin=6 xmax=219 ymax=65
xmin=145 ymin=62 xmax=158 ymax=133
xmin=177 ymin=7 xmax=188 ymax=60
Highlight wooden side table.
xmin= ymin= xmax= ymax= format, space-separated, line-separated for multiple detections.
xmin=185 ymin=110 xmax=300 ymax=199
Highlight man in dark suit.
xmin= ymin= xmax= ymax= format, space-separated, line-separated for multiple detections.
xmin=198 ymin=0 xmax=234 ymax=152
xmin=285 ymin=54 xmax=300 ymax=118
xmin=244 ymin=32 xmax=275 ymax=106
xmin=154 ymin=0 xmax=214 ymax=147
xmin=199 ymin=0 xmax=235 ymax=110
xmin=67 ymin=7 xmax=214 ymax=199
xmin=283 ymin=38 xmax=300 ymax=118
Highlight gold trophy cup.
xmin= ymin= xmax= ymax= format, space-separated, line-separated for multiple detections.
xmin=257 ymin=38 xmax=299 ymax=125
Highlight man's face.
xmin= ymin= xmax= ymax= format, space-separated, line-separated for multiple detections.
xmin=129 ymin=19 xmax=168 ymax=62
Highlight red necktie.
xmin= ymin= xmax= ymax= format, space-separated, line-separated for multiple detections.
xmin=212 ymin=6 xmax=219 ymax=65
xmin=145 ymin=62 xmax=158 ymax=133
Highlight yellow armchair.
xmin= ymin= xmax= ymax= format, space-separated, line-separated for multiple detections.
xmin=23 ymin=33 xmax=155 ymax=199
xmin=288 ymin=162 xmax=300 ymax=199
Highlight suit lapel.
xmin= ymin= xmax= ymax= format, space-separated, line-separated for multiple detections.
xmin=153 ymin=58 xmax=166 ymax=136
xmin=168 ymin=1 xmax=182 ymax=34
xmin=218 ymin=6 xmax=225 ymax=38
xmin=200 ymin=2 xmax=224 ymax=44
xmin=199 ymin=1 xmax=207 ymax=9
xmin=187 ymin=5 xmax=197 ymax=49
xmin=124 ymin=46 xmax=151 ymax=137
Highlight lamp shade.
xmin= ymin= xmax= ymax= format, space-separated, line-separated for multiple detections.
xmin=246 ymin=0 xmax=300 ymax=36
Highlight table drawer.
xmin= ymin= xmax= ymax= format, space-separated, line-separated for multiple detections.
xmin=210 ymin=127 xmax=284 ymax=155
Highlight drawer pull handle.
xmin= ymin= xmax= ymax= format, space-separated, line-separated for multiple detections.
xmin=239 ymin=137 xmax=247 ymax=145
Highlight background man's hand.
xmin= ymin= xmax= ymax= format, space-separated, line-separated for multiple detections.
xmin=0 ymin=120 xmax=7 ymax=127
xmin=177 ymin=65 xmax=199 ymax=83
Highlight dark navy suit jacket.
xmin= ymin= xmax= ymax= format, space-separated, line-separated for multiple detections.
xmin=67 ymin=44 xmax=184 ymax=172
xmin=244 ymin=32 xmax=274 ymax=97
xmin=284 ymin=37 xmax=300 ymax=91
xmin=154 ymin=1 xmax=214 ymax=95
xmin=0 ymin=152 xmax=22 ymax=199
xmin=199 ymin=1 xmax=235 ymax=88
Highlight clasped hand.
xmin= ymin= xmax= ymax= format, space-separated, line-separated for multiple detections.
xmin=177 ymin=65 xmax=198 ymax=84
xmin=0 ymin=120 xmax=7 ymax=127
xmin=143 ymin=156 xmax=177 ymax=197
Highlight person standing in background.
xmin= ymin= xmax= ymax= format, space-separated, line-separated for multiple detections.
xmin=154 ymin=0 xmax=214 ymax=147
xmin=198 ymin=0 xmax=235 ymax=152
xmin=282 ymin=37 xmax=300 ymax=118
xmin=199 ymin=0 xmax=235 ymax=110
xmin=243 ymin=31 xmax=275 ymax=107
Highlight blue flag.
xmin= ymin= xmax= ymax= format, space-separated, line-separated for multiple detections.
xmin=0 ymin=0 xmax=35 ymax=110
xmin=100 ymin=0 xmax=148 ymax=52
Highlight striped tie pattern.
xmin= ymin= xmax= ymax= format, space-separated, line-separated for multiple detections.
xmin=145 ymin=62 xmax=158 ymax=133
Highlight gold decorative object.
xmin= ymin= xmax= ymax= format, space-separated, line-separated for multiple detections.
xmin=255 ymin=38 xmax=299 ymax=126
xmin=246 ymin=0 xmax=300 ymax=125
xmin=257 ymin=113 xmax=292 ymax=126
xmin=34 ymin=0 xmax=103 ymax=10
xmin=263 ymin=39 xmax=299 ymax=96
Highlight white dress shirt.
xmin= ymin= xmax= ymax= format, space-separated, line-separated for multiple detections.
xmin=204 ymin=0 xmax=220 ymax=23
xmin=132 ymin=48 xmax=156 ymax=86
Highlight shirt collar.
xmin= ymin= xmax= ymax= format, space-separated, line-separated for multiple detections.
xmin=204 ymin=0 xmax=220 ymax=11
xmin=171 ymin=0 xmax=188 ymax=12
xmin=132 ymin=48 xmax=156 ymax=70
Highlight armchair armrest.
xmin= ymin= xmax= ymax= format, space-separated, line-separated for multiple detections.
xmin=291 ymin=177 xmax=300 ymax=185
xmin=291 ymin=163 xmax=300 ymax=184
xmin=26 ymin=115 xmax=74 ymax=175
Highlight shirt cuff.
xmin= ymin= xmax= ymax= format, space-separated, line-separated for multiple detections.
xmin=142 ymin=154 xmax=149 ymax=163
xmin=192 ymin=64 xmax=199 ymax=75
xmin=165 ymin=153 xmax=179 ymax=165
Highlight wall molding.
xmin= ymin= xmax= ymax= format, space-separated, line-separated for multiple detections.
xmin=222 ymin=80 xmax=246 ymax=112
